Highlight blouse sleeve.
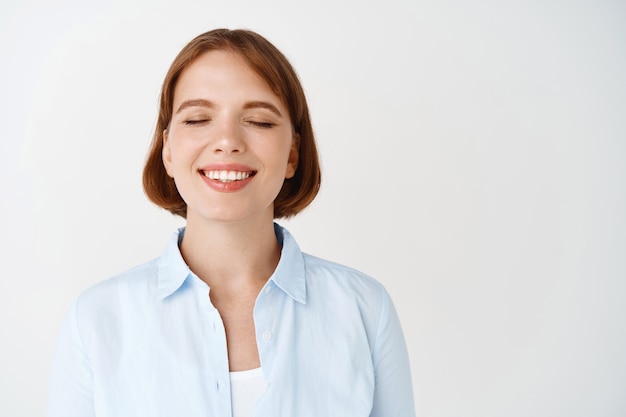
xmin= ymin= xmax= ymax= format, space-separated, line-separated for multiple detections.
xmin=47 ymin=297 xmax=95 ymax=417
xmin=370 ymin=287 xmax=416 ymax=417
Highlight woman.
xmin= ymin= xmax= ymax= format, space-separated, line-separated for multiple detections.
xmin=48 ymin=28 xmax=415 ymax=417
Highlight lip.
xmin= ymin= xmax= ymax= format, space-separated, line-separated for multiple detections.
xmin=198 ymin=163 xmax=257 ymax=192
xmin=200 ymin=163 xmax=256 ymax=172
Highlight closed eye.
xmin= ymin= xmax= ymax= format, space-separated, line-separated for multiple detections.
xmin=184 ymin=119 xmax=210 ymax=126
xmin=249 ymin=121 xmax=275 ymax=128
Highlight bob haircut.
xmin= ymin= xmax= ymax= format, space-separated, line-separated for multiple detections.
xmin=143 ymin=28 xmax=321 ymax=219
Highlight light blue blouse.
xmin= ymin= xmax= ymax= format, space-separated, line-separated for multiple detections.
xmin=47 ymin=224 xmax=415 ymax=417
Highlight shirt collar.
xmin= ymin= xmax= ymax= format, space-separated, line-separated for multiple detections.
xmin=269 ymin=223 xmax=307 ymax=304
xmin=156 ymin=227 xmax=192 ymax=299
xmin=156 ymin=223 xmax=307 ymax=304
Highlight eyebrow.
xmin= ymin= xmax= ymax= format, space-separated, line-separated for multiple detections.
xmin=175 ymin=99 xmax=283 ymax=118
xmin=175 ymin=99 xmax=214 ymax=114
xmin=243 ymin=101 xmax=283 ymax=118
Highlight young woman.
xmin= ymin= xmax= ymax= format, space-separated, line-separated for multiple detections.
xmin=48 ymin=28 xmax=415 ymax=417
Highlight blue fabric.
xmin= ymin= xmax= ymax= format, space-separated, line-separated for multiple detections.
xmin=47 ymin=224 xmax=415 ymax=417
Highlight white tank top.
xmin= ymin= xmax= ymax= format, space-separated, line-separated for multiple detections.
xmin=230 ymin=367 xmax=267 ymax=417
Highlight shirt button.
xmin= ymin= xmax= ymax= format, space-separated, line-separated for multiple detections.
xmin=262 ymin=331 xmax=272 ymax=341
xmin=264 ymin=286 xmax=271 ymax=294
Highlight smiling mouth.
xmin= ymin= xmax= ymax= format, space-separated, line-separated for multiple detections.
xmin=200 ymin=170 xmax=256 ymax=183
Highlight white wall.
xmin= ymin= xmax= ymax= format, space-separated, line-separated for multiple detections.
xmin=1 ymin=0 xmax=624 ymax=416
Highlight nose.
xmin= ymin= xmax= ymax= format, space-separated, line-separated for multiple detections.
xmin=211 ymin=118 xmax=245 ymax=154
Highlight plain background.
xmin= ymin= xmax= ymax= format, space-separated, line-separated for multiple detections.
xmin=1 ymin=0 xmax=625 ymax=416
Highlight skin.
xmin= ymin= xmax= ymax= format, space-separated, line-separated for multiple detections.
xmin=162 ymin=50 xmax=299 ymax=371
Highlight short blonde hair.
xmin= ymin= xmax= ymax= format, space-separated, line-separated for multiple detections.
xmin=143 ymin=29 xmax=321 ymax=218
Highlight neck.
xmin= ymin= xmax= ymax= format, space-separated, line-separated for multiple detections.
xmin=180 ymin=213 xmax=281 ymax=294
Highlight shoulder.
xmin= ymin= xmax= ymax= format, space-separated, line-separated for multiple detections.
xmin=74 ymin=258 xmax=160 ymax=318
xmin=303 ymin=253 xmax=384 ymax=290
xmin=302 ymin=252 xmax=389 ymax=312
xmin=80 ymin=258 xmax=159 ymax=297
xmin=276 ymin=224 xmax=389 ymax=307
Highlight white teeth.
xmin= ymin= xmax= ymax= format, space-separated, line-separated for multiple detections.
xmin=203 ymin=170 xmax=252 ymax=182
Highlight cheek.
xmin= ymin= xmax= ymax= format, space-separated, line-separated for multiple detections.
xmin=272 ymin=145 xmax=293 ymax=171
xmin=168 ymin=138 xmax=202 ymax=170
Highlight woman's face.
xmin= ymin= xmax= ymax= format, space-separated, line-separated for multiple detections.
xmin=162 ymin=50 xmax=299 ymax=224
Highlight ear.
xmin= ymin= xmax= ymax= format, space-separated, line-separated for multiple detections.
xmin=285 ymin=134 xmax=300 ymax=179
xmin=162 ymin=129 xmax=174 ymax=178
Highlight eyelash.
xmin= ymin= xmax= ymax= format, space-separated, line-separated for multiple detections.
xmin=182 ymin=119 xmax=275 ymax=128
xmin=249 ymin=121 xmax=275 ymax=128
xmin=184 ymin=119 xmax=209 ymax=126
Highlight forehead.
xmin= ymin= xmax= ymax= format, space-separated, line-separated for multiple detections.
xmin=173 ymin=50 xmax=282 ymax=106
